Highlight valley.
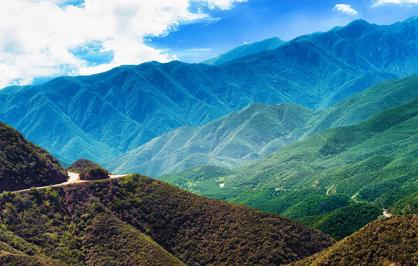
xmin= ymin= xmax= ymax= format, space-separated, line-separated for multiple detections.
xmin=0 ymin=12 xmax=416 ymax=265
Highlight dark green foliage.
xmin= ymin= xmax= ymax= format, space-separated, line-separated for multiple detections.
xmin=68 ymin=159 xmax=109 ymax=180
xmin=0 ymin=122 xmax=67 ymax=192
xmin=292 ymin=215 xmax=418 ymax=265
xmin=283 ymin=194 xmax=350 ymax=220
xmin=310 ymin=204 xmax=382 ymax=240
xmin=0 ymin=175 xmax=334 ymax=265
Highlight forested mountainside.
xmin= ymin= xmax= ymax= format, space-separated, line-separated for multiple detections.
xmin=1 ymin=18 xmax=417 ymax=165
xmin=0 ymin=175 xmax=334 ymax=265
xmin=162 ymin=100 xmax=418 ymax=239
xmin=292 ymin=215 xmax=417 ymax=266
xmin=111 ymin=75 xmax=418 ymax=176
xmin=0 ymin=122 xmax=67 ymax=192
xmin=203 ymin=37 xmax=284 ymax=65
xmin=110 ymin=103 xmax=312 ymax=176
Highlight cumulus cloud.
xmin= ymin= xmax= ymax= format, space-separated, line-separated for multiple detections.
xmin=0 ymin=0 xmax=243 ymax=88
xmin=373 ymin=0 xmax=418 ymax=5
xmin=199 ymin=0 xmax=247 ymax=10
xmin=333 ymin=4 xmax=359 ymax=16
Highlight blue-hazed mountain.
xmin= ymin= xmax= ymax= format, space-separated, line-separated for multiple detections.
xmin=1 ymin=18 xmax=418 ymax=165
xmin=203 ymin=37 xmax=284 ymax=65
xmin=111 ymin=75 xmax=418 ymax=176
xmin=110 ymin=103 xmax=312 ymax=176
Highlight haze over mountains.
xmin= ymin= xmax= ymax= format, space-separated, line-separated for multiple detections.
xmin=1 ymin=18 xmax=418 ymax=166
xmin=112 ymin=75 xmax=418 ymax=176
xmin=110 ymin=103 xmax=312 ymax=176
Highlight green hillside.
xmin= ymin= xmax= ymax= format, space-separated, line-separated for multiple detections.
xmin=162 ymin=100 xmax=418 ymax=238
xmin=111 ymin=103 xmax=312 ymax=177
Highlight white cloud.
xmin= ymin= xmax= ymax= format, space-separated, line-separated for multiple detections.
xmin=0 ymin=0 xmax=243 ymax=88
xmin=373 ymin=0 xmax=418 ymax=5
xmin=333 ymin=4 xmax=359 ymax=16
xmin=199 ymin=0 xmax=247 ymax=10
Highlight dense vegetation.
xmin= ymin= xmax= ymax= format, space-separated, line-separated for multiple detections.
xmin=292 ymin=215 xmax=418 ymax=265
xmin=163 ymin=100 xmax=418 ymax=239
xmin=68 ymin=159 xmax=109 ymax=180
xmin=0 ymin=123 xmax=67 ymax=192
xmin=0 ymin=175 xmax=334 ymax=265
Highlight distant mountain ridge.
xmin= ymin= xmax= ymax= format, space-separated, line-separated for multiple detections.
xmin=112 ymin=75 xmax=418 ymax=176
xmin=1 ymin=18 xmax=418 ymax=165
xmin=110 ymin=103 xmax=312 ymax=176
xmin=203 ymin=37 xmax=284 ymax=65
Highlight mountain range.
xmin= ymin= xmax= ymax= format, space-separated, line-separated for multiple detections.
xmin=1 ymin=18 xmax=418 ymax=165
xmin=110 ymin=103 xmax=312 ymax=176
xmin=112 ymin=74 xmax=418 ymax=176
xmin=0 ymin=121 xmax=415 ymax=265
xmin=0 ymin=16 xmax=417 ymax=265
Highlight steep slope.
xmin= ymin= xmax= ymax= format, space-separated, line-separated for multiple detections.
xmin=0 ymin=174 xmax=334 ymax=265
xmin=306 ymin=75 xmax=418 ymax=135
xmin=119 ymin=74 xmax=418 ymax=177
xmin=0 ymin=225 xmax=61 ymax=265
xmin=1 ymin=18 xmax=418 ymax=164
xmin=163 ymin=100 xmax=418 ymax=238
xmin=292 ymin=215 xmax=417 ymax=266
xmin=84 ymin=213 xmax=184 ymax=266
xmin=0 ymin=122 xmax=67 ymax=192
xmin=203 ymin=37 xmax=284 ymax=65
xmin=111 ymin=103 xmax=312 ymax=176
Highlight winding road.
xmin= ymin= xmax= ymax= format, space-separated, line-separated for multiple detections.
xmin=14 ymin=172 xmax=129 ymax=193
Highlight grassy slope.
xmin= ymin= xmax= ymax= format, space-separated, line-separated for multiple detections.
xmin=163 ymin=100 xmax=418 ymax=239
xmin=0 ymin=175 xmax=334 ymax=266
xmin=292 ymin=215 xmax=418 ymax=266
xmin=0 ymin=122 xmax=67 ymax=192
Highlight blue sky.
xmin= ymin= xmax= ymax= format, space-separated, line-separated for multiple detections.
xmin=150 ymin=0 xmax=418 ymax=62
xmin=0 ymin=0 xmax=417 ymax=87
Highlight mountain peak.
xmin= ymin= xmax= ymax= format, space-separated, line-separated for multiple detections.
xmin=344 ymin=19 xmax=374 ymax=32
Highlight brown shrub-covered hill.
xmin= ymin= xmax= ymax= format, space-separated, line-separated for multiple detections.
xmin=292 ymin=215 xmax=417 ymax=266
xmin=68 ymin=159 xmax=109 ymax=180
xmin=0 ymin=174 xmax=334 ymax=265
xmin=0 ymin=122 xmax=67 ymax=192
